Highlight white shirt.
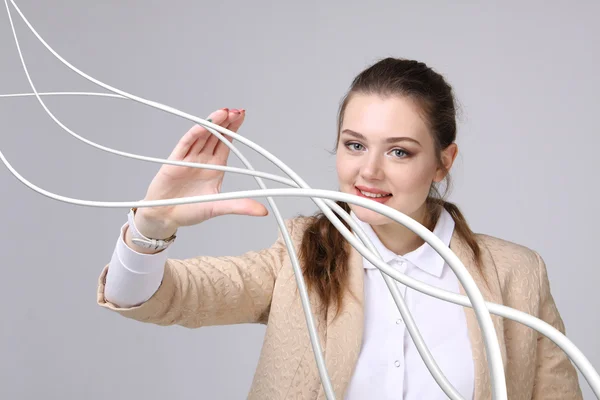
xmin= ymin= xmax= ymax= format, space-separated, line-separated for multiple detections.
xmin=345 ymin=208 xmax=474 ymax=400
xmin=103 ymin=211 xmax=474 ymax=399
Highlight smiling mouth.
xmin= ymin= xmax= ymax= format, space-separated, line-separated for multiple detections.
xmin=354 ymin=186 xmax=393 ymax=199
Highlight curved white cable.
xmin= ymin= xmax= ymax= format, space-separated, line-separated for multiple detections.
xmin=0 ymin=91 xmax=297 ymax=187
xmin=5 ymin=1 xmax=600 ymax=398
xmin=0 ymin=91 xmax=123 ymax=99
xmin=3 ymin=2 xmax=502 ymax=398
xmin=1 ymin=9 xmax=464 ymax=393
xmin=2 ymin=31 xmax=465 ymax=400
xmin=2 ymin=95 xmax=467 ymax=398
xmin=2 ymin=1 xmax=598 ymax=398
xmin=2 ymin=4 xmax=339 ymax=397
xmin=327 ymin=202 xmax=465 ymax=399
xmin=2 ymin=144 xmax=599 ymax=398
xmin=0 ymin=88 xmax=474 ymax=400
xmin=1 ymin=100 xmax=464 ymax=398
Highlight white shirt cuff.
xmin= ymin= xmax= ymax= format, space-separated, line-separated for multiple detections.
xmin=103 ymin=222 xmax=168 ymax=308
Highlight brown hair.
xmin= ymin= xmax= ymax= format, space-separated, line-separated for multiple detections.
xmin=298 ymin=57 xmax=483 ymax=321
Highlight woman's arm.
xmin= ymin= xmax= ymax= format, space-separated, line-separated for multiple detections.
xmin=97 ymin=218 xmax=299 ymax=328
xmin=531 ymin=251 xmax=583 ymax=399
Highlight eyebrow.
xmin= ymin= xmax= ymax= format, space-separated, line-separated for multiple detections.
xmin=341 ymin=129 xmax=421 ymax=146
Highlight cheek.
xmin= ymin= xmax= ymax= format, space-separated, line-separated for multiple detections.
xmin=335 ymin=157 xmax=343 ymax=179
xmin=336 ymin=154 xmax=356 ymax=182
xmin=390 ymin=160 xmax=436 ymax=192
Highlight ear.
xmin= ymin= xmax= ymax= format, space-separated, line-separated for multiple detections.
xmin=434 ymin=143 xmax=458 ymax=182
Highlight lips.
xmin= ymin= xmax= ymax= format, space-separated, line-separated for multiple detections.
xmin=355 ymin=185 xmax=392 ymax=196
xmin=354 ymin=186 xmax=392 ymax=203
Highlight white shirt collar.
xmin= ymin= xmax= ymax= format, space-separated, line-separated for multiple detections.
xmin=349 ymin=207 xmax=455 ymax=278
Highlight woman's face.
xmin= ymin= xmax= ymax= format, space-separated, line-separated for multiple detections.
xmin=336 ymin=93 xmax=454 ymax=226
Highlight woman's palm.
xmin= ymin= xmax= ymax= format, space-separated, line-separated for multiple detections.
xmin=142 ymin=108 xmax=268 ymax=228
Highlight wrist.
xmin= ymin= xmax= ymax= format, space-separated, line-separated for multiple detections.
xmin=124 ymin=224 xmax=165 ymax=255
xmin=134 ymin=208 xmax=178 ymax=239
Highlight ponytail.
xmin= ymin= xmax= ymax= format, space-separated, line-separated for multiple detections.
xmin=440 ymin=199 xmax=482 ymax=266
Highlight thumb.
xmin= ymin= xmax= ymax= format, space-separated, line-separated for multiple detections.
xmin=214 ymin=198 xmax=269 ymax=217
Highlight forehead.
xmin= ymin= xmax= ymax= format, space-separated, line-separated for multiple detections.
xmin=341 ymin=93 xmax=430 ymax=143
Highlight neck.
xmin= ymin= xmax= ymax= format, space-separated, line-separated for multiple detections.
xmin=371 ymin=204 xmax=433 ymax=256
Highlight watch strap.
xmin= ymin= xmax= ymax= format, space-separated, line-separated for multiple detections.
xmin=127 ymin=207 xmax=177 ymax=251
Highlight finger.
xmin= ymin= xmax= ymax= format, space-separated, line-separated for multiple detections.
xmin=223 ymin=109 xmax=245 ymax=143
xmin=202 ymin=128 xmax=221 ymax=155
xmin=212 ymin=108 xmax=243 ymax=155
xmin=203 ymin=110 xmax=236 ymax=155
xmin=169 ymin=108 xmax=228 ymax=160
xmin=213 ymin=109 xmax=245 ymax=160
xmin=185 ymin=108 xmax=230 ymax=158
xmin=213 ymin=198 xmax=268 ymax=218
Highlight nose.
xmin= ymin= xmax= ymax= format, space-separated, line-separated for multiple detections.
xmin=360 ymin=153 xmax=384 ymax=181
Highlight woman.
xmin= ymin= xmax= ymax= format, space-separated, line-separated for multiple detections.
xmin=97 ymin=58 xmax=583 ymax=399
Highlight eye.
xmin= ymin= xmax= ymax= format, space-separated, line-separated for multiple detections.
xmin=344 ymin=141 xmax=364 ymax=151
xmin=390 ymin=148 xmax=410 ymax=158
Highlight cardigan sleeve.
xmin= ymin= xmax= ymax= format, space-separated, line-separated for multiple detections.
xmin=96 ymin=217 xmax=300 ymax=328
xmin=531 ymin=251 xmax=583 ymax=399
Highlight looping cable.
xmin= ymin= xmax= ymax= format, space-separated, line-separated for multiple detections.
xmin=1 ymin=1 xmax=598 ymax=399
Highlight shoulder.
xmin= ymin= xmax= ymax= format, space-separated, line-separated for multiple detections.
xmin=473 ymin=232 xmax=547 ymax=300
xmin=274 ymin=215 xmax=316 ymax=243
xmin=287 ymin=214 xmax=316 ymax=230
xmin=475 ymin=233 xmax=542 ymax=268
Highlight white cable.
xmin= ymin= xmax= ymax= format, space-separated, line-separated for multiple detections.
xmin=4 ymin=5 xmax=499 ymax=397
xmin=0 ymin=90 xmax=297 ymax=187
xmin=0 ymin=14 xmax=465 ymax=394
xmin=2 ymin=145 xmax=600 ymax=398
xmin=0 ymin=91 xmax=123 ymax=99
xmin=5 ymin=3 xmax=600 ymax=398
xmin=1 ymin=88 xmax=498 ymax=398
xmin=2 ymin=2 xmax=334 ymax=397
xmin=3 ymin=2 xmax=499 ymax=398
xmin=2 ymin=90 xmax=466 ymax=398
xmin=2 ymin=1 xmax=598 ymax=398
xmin=327 ymin=202 xmax=465 ymax=399
xmin=1 ymin=40 xmax=466 ymax=400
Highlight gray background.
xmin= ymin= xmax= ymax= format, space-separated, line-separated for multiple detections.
xmin=1 ymin=0 xmax=598 ymax=399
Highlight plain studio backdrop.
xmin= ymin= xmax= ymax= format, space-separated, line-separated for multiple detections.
xmin=0 ymin=1 xmax=598 ymax=399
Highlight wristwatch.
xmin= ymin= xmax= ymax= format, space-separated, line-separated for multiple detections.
xmin=127 ymin=207 xmax=177 ymax=251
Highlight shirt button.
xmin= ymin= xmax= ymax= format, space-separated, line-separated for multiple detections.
xmin=394 ymin=360 xmax=401 ymax=367
xmin=396 ymin=318 xmax=402 ymax=324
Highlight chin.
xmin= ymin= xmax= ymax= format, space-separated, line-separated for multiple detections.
xmin=350 ymin=206 xmax=395 ymax=226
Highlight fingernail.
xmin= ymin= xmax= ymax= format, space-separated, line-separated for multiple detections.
xmin=231 ymin=109 xmax=241 ymax=114
xmin=240 ymin=109 xmax=246 ymax=113
xmin=221 ymin=108 xmax=229 ymax=112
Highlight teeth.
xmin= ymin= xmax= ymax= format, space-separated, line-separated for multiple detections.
xmin=359 ymin=189 xmax=390 ymax=198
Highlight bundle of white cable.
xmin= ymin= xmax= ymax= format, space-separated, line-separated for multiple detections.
xmin=1 ymin=1 xmax=598 ymax=399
